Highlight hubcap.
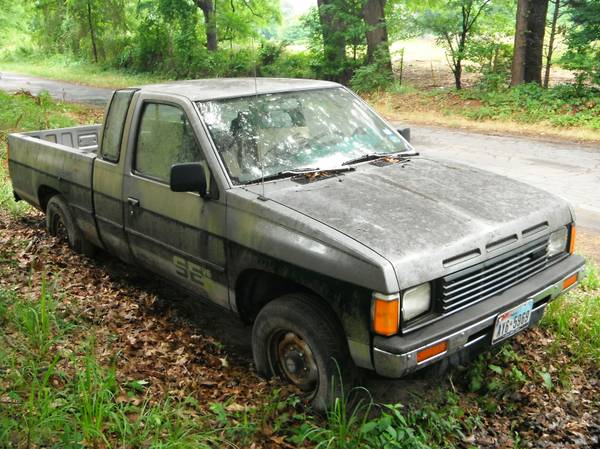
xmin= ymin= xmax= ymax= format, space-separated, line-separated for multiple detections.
xmin=272 ymin=331 xmax=318 ymax=392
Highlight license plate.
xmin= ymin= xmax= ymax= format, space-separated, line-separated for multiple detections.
xmin=492 ymin=299 xmax=533 ymax=344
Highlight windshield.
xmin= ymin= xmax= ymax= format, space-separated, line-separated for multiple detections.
xmin=197 ymin=87 xmax=410 ymax=184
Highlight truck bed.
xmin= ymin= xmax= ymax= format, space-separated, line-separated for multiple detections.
xmin=8 ymin=124 xmax=103 ymax=245
xmin=21 ymin=125 xmax=101 ymax=153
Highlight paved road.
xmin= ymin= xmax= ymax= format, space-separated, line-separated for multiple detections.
xmin=1 ymin=71 xmax=599 ymax=230
xmin=0 ymin=71 xmax=112 ymax=106
xmin=409 ymin=126 xmax=600 ymax=232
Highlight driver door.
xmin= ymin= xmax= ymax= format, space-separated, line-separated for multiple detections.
xmin=122 ymin=95 xmax=229 ymax=308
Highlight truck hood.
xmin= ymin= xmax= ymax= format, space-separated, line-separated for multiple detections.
xmin=252 ymin=157 xmax=573 ymax=289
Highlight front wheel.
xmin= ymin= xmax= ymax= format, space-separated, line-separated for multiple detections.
xmin=252 ymin=293 xmax=353 ymax=412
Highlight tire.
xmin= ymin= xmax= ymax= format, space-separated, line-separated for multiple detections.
xmin=46 ymin=195 xmax=95 ymax=257
xmin=252 ymin=293 xmax=354 ymax=412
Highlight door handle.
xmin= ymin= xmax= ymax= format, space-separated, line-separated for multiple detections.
xmin=127 ymin=197 xmax=140 ymax=211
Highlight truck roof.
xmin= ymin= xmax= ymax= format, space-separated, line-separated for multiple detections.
xmin=138 ymin=78 xmax=341 ymax=102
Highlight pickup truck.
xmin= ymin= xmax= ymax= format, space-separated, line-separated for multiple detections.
xmin=8 ymin=78 xmax=585 ymax=410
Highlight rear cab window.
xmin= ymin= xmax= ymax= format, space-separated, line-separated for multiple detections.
xmin=101 ymin=89 xmax=136 ymax=162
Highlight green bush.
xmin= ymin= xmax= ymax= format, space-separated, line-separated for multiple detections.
xmin=445 ymin=82 xmax=600 ymax=129
xmin=350 ymin=63 xmax=394 ymax=93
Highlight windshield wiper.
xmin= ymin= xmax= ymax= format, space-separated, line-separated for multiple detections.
xmin=246 ymin=166 xmax=353 ymax=184
xmin=342 ymin=151 xmax=416 ymax=166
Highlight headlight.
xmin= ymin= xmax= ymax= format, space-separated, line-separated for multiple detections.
xmin=402 ymin=282 xmax=431 ymax=321
xmin=548 ymin=226 xmax=568 ymax=258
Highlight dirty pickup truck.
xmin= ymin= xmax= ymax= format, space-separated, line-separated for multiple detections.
xmin=8 ymin=78 xmax=585 ymax=409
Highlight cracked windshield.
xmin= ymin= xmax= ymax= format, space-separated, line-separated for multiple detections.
xmin=197 ymin=87 xmax=410 ymax=184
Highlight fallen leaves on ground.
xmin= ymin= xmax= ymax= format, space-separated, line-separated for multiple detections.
xmin=0 ymin=208 xmax=301 ymax=447
xmin=1 ymin=208 xmax=599 ymax=448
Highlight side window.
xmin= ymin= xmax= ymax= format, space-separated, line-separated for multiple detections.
xmin=101 ymin=89 xmax=135 ymax=162
xmin=134 ymin=103 xmax=206 ymax=183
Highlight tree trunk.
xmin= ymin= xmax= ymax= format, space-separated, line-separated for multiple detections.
xmin=511 ymin=0 xmax=549 ymax=86
xmin=86 ymin=0 xmax=98 ymax=63
xmin=362 ymin=0 xmax=392 ymax=72
xmin=317 ymin=0 xmax=347 ymax=82
xmin=543 ymin=0 xmax=560 ymax=88
xmin=524 ymin=0 xmax=549 ymax=83
xmin=196 ymin=0 xmax=217 ymax=52
xmin=511 ymin=0 xmax=529 ymax=86
xmin=454 ymin=60 xmax=462 ymax=90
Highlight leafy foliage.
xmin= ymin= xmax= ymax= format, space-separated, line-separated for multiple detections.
xmin=412 ymin=0 xmax=498 ymax=89
xmin=561 ymin=0 xmax=600 ymax=85
xmin=350 ymin=47 xmax=395 ymax=92
xmin=428 ymin=82 xmax=600 ymax=129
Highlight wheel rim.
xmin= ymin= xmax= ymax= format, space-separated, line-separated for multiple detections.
xmin=269 ymin=330 xmax=319 ymax=393
xmin=53 ymin=212 xmax=68 ymax=243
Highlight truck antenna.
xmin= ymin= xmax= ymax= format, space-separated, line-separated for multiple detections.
xmin=253 ymin=37 xmax=267 ymax=201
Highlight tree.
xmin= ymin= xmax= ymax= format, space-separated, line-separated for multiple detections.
xmin=416 ymin=0 xmax=492 ymax=90
xmin=511 ymin=0 xmax=549 ymax=86
xmin=217 ymin=0 xmax=281 ymax=48
xmin=362 ymin=0 xmax=392 ymax=72
xmin=85 ymin=0 xmax=99 ymax=62
xmin=543 ymin=0 xmax=566 ymax=88
xmin=316 ymin=0 xmax=349 ymax=81
xmin=0 ymin=1 xmax=32 ymax=48
xmin=195 ymin=0 xmax=217 ymax=51
xmin=560 ymin=0 xmax=600 ymax=85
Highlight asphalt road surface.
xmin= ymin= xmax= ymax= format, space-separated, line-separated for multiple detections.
xmin=0 ymin=71 xmax=112 ymax=106
xmin=410 ymin=126 xmax=600 ymax=232
xmin=1 ymin=71 xmax=598 ymax=231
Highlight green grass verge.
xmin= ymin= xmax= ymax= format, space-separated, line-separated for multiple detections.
xmin=0 ymin=90 xmax=99 ymax=217
xmin=450 ymin=83 xmax=600 ymax=130
xmin=388 ymin=82 xmax=600 ymax=134
xmin=0 ymin=54 xmax=166 ymax=89
xmin=0 ymin=284 xmax=228 ymax=447
xmin=543 ymin=262 xmax=600 ymax=363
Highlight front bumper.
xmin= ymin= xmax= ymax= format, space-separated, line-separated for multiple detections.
xmin=372 ymin=255 xmax=585 ymax=378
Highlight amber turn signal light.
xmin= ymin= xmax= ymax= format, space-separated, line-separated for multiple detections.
xmin=569 ymin=225 xmax=576 ymax=254
xmin=562 ymin=273 xmax=578 ymax=290
xmin=372 ymin=293 xmax=399 ymax=336
xmin=417 ymin=340 xmax=448 ymax=364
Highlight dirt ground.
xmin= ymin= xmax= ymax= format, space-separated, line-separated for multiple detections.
xmin=391 ymin=37 xmax=576 ymax=89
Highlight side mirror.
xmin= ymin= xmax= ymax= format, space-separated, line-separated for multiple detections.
xmin=170 ymin=162 xmax=208 ymax=197
xmin=397 ymin=127 xmax=411 ymax=143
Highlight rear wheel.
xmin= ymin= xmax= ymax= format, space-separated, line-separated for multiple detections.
xmin=46 ymin=195 xmax=95 ymax=257
xmin=252 ymin=293 xmax=353 ymax=412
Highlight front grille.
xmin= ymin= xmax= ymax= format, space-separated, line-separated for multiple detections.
xmin=440 ymin=237 xmax=549 ymax=314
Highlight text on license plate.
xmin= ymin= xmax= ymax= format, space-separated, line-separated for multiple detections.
xmin=492 ymin=299 xmax=533 ymax=344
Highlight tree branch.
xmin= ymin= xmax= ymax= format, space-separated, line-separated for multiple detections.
xmin=466 ymin=0 xmax=492 ymax=31
xmin=240 ymin=0 xmax=262 ymax=18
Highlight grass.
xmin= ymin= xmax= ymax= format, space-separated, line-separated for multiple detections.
xmin=0 ymin=284 xmax=226 ymax=448
xmin=0 ymin=54 xmax=166 ymax=89
xmin=0 ymin=89 xmax=101 ymax=218
xmin=0 ymin=89 xmax=599 ymax=448
xmin=543 ymin=262 xmax=600 ymax=363
xmin=0 ymin=275 xmax=483 ymax=448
